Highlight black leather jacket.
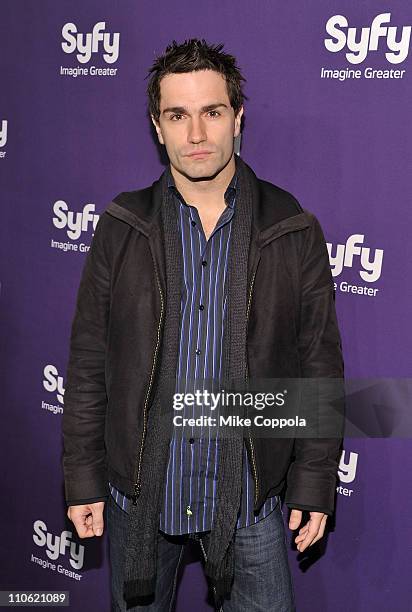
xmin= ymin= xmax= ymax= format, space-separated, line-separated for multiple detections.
xmin=62 ymin=157 xmax=345 ymax=515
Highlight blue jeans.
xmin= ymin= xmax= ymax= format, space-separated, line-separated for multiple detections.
xmin=107 ymin=493 xmax=295 ymax=611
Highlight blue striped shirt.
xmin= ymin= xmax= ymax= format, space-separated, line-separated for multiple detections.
xmin=110 ymin=164 xmax=278 ymax=532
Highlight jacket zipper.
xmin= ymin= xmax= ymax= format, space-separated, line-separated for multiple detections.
xmin=131 ymin=249 xmax=165 ymax=505
xmin=245 ymin=259 xmax=260 ymax=509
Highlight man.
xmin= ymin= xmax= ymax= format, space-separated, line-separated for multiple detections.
xmin=63 ymin=39 xmax=344 ymax=611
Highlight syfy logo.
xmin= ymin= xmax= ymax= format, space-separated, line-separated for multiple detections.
xmin=325 ymin=13 xmax=411 ymax=64
xmin=43 ymin=364 xmax=65 ymax=404
xmin=327 ymin=234 xmax=383 ymax=282
xmin=338 ymin=450 xmax=358 ymax=484
xmin=33 ymin=520 xmax=84 ymax=570
xmin=61 ymin=21 xmax=120 ymax=64
xmin=53 ymin=200 xmax=99 ymax=240
xmin=0 ymin=120 xmax=7 ymax=147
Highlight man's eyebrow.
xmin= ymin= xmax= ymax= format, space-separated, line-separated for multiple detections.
xmin=161 ymin=103 xmax=229 ymax=115
xmin=201 ymin=103 xmax=229 ymax=112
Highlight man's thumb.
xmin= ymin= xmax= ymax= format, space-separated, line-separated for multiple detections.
xmin=90 ymin=506 xmax=104 ymax=536
xmin=288 ymin=508 xmax=302 ymax=530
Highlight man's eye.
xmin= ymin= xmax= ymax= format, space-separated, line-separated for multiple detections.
xmin=170 ymin=114 xmax=183 ymax=121
xmin=208 ymin=110 xmax=220 ymax=117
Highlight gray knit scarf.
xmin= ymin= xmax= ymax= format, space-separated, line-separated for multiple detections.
xmin=123 ymin=155 xmax=253 ymax=609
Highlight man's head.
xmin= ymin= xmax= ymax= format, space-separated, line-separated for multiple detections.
xmin=146 ymin=39 xmax=246 ymax=182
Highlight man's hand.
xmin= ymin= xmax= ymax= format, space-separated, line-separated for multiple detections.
xmin=67 ymin=502 xmax=105 ymax=539
xmin=288 ymin=509 xmax=327 ymax=552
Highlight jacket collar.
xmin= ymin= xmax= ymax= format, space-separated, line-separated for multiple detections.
xmin=105 ymin=155 xmax=311 ymax=247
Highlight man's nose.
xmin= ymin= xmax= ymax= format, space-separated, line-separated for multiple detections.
xmin=188 ymin=117 xmax=207 ymax=143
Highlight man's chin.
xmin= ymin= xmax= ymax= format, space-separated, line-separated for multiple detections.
xmin=176 ymin=158 xmax=229 ymax=182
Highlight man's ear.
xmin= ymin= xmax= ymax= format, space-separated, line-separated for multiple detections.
xmin=234 ymin=106 xmax=244 ymax=138
xmin=151 ymin=115 xmax=165 ymax=145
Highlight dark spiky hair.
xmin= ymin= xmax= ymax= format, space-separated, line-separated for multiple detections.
xmin=146 ymin=38 xmax=246 ymax=122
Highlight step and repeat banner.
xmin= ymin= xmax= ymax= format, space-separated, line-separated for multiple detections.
xmin=1 ymin=1 xmax=411 ymax=610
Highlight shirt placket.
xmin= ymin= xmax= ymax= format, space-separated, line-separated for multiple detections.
xmin=182 ymin=201 xmax=234 ymax=530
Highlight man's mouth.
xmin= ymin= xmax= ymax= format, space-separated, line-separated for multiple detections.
xmin=186 ymin=151 xmax=213 ymax=159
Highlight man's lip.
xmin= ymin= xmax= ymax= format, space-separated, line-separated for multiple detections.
xmin=186 ymin=151 xmax=213 ymax=157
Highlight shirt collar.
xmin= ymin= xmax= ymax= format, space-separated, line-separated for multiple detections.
xmin=166 ymin=164 xmax=238 ymax=209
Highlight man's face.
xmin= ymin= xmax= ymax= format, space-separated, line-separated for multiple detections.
xmin=151 ymin=69 xmax=243 ymax=181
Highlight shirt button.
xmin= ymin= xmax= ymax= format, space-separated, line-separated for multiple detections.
xmin=189 ymin=437 xmax=195 ymax=444
xmin=199 ymin=304 xmax=204 ymax=311
xmin=191 ymin=220 xmax=196 ymax=226
xmin=195 ymin=349 xmax=201 ymax=355
xmin=202 ymin=260 xmax=207 ymax=266
xmin=186 ymin=505 xmax=193 ymax=516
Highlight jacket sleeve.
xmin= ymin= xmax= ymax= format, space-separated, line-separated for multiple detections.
xmin=62 ymin=213 xmax=111 ymax=504
xmin=66 ymin=496 xmax=109 ymax=508
xmin=285 ymin=212 xmax=345 ymax=516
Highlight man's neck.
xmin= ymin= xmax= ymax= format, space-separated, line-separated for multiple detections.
xmin=170 ymin=155 xmax=236 ymax=210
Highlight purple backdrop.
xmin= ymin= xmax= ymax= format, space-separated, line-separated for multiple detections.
xmin=1 ymin=1 xmax=412 ymax=610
